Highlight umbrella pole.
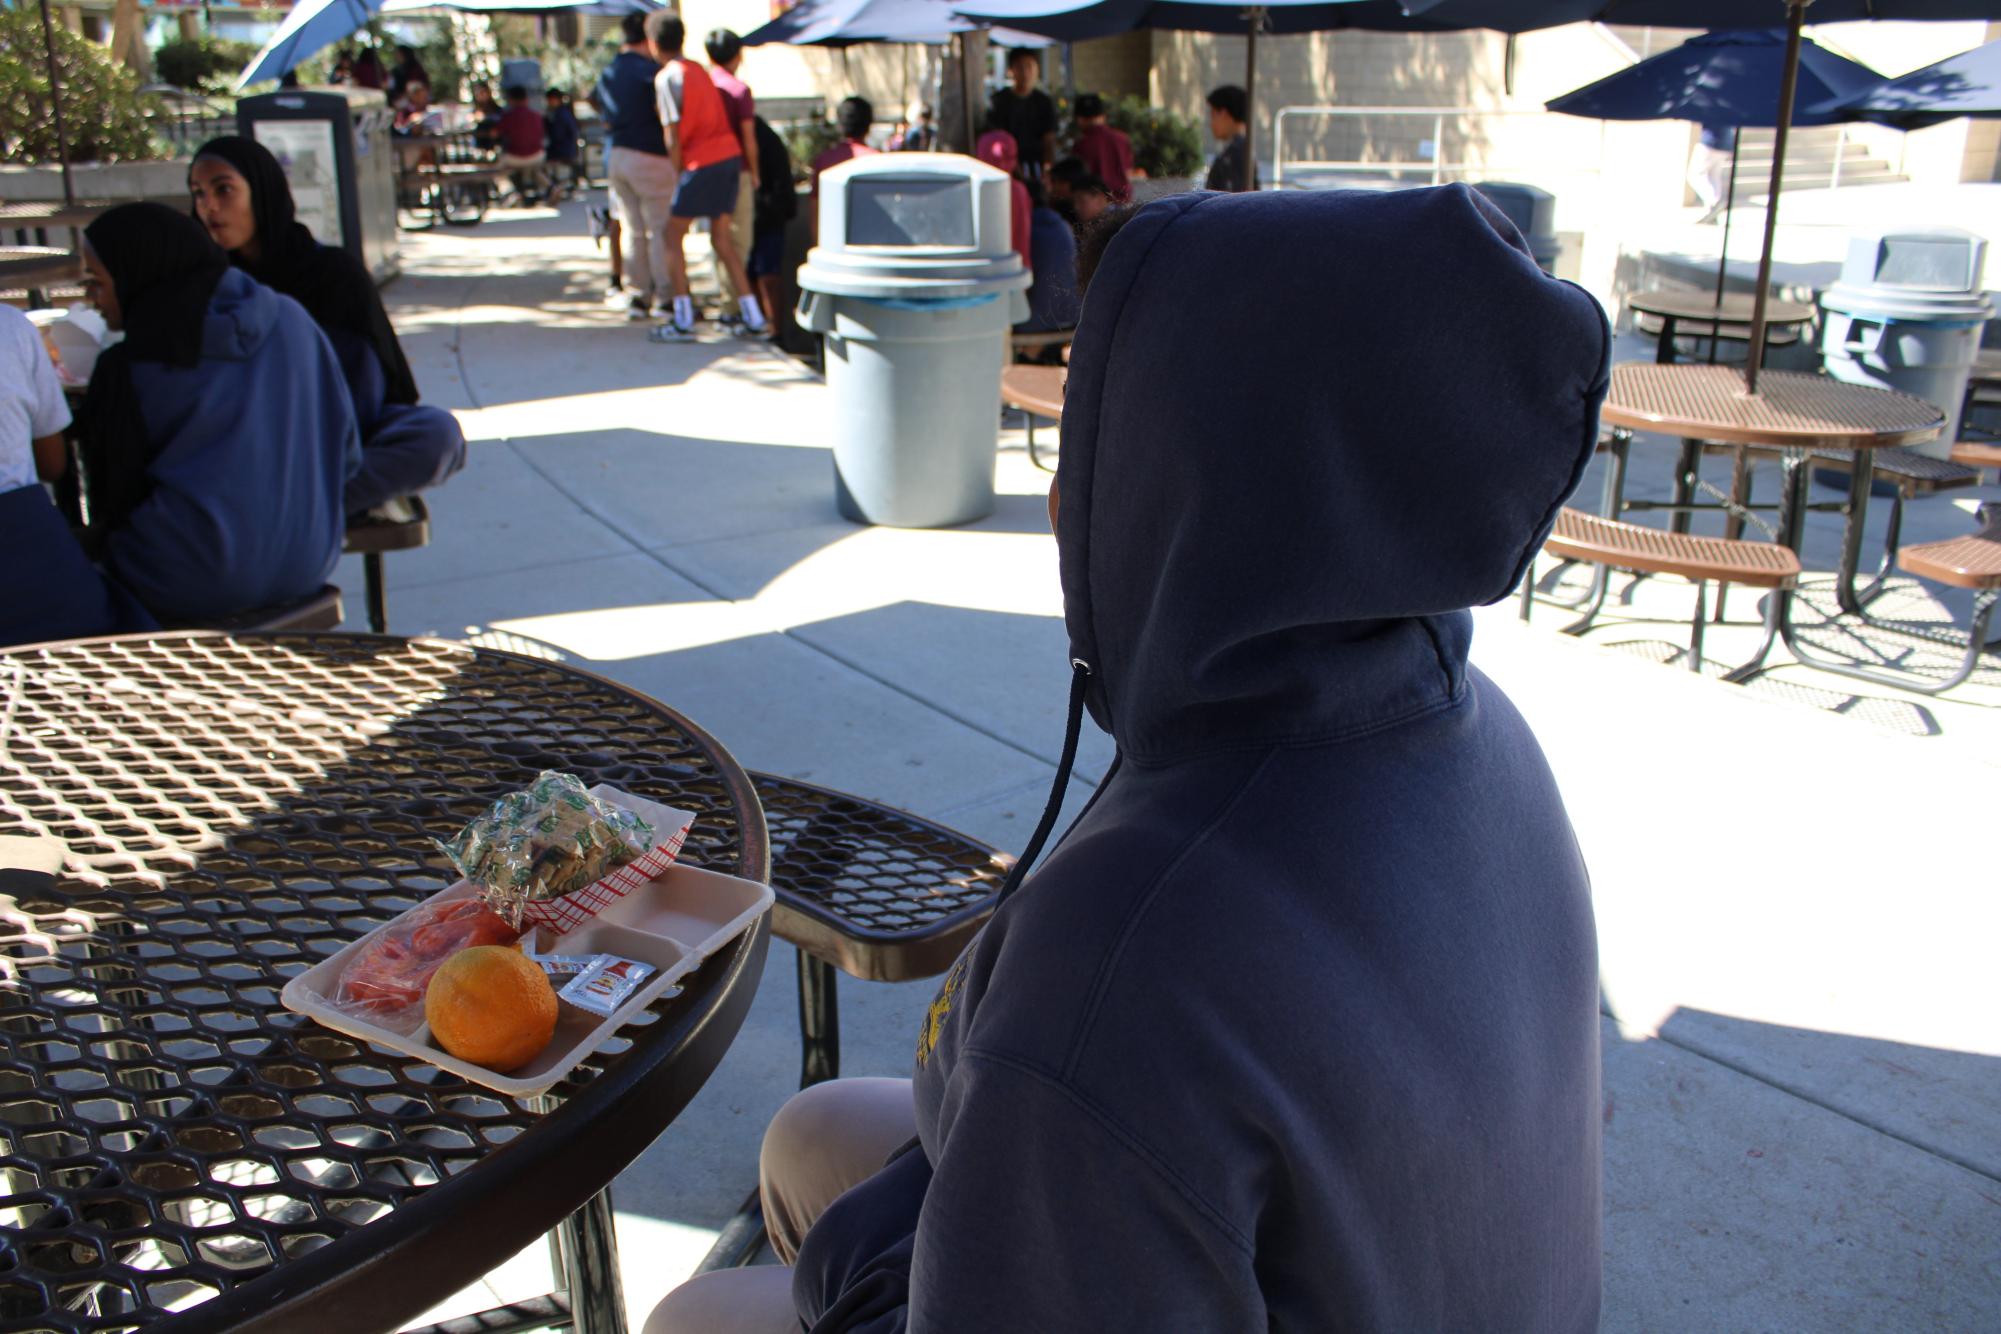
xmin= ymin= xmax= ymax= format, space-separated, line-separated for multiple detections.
xmin=1745 ymin=0 xmax=1805 ymax=395
xmin=36 ymin=0 xmax=75 ymax=208
xmin=1712 ymin=126 xmax=1739 ymax=309
xmin=1243 ymin=6 xmax=1262 ymax=192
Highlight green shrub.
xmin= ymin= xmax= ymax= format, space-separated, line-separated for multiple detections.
xmin=154 ymin=36 xmax=259 ymax=94
xmin=0 ymin=9 xmax=160 ymax=164
xmin=1106 ymin=95 xmax=1201 ymax=179
xmin=784 ymin=116 xmax=841 ymax=175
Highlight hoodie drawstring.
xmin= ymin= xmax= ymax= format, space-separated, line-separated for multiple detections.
xmin=996 ymin=659 xmax=1092 ymax=905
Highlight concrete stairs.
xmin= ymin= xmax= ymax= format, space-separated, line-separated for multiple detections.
xmin=1723 ymin=126 xmax=1905 ymax=202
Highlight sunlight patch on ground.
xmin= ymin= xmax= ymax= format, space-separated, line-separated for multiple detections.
xmin=491 ymin=527 xmax=1062 ymax=659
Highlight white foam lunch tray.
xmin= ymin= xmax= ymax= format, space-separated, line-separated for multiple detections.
xmin=281 ymin=792 xmax=772 ymax=1097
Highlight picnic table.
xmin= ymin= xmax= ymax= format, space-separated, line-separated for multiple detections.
xmin=1001 ymin=364 xmax=1063 ymax=471
xmin=1 ymin=198 xmax=188 ymax=237
xmin=1599 ymin=362 xmax=1944 ymax=682
xmin=0 ymin=246 xmax=83 ymax=303
xmin=0 ymin=632 xmax=771 ymax=1334
xmin=1627 ymin=289 xmax=1816 ymax=366
xmin=394 ymin=131 xmax=504 ymax=229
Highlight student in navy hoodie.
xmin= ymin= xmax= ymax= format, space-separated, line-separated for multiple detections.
xmin=72 ymin=203 xmax=358 ymax=625
xmin=649 ymin=184 xmax=1610 ymax=1334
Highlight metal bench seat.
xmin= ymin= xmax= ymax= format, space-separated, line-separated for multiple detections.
xmin=1522 ymin=508 xmax=1799 ymax=674
xmin=344 ymin=495 xmax=431 ymax=634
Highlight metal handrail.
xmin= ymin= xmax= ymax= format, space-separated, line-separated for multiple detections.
xmin=1271 ymin=105 xmax=1604 ymax=194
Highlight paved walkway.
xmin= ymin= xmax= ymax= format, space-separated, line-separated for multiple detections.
xmin=364 ymin=207 xmax=2001 ymax=1331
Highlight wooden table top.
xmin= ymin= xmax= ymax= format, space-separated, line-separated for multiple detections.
xmin=1001 ymin=364 xmax=1063 ymax=419
xmin=1600 ymin=363 xmax=1943 ymax=451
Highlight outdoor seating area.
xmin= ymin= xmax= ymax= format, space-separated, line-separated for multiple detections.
xmin=7 ymin=2 xmax=2001 ymax=1330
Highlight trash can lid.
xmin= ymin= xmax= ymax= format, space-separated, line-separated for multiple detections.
xmin=1822 ymin=282 xmax=1993 ymax=324
xmin=799 ymin=154 xmax=1030 ymax=300
xmin=1837 ymin=226 xmax=1987 ymax=294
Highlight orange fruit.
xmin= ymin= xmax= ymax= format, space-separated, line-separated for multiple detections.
xmin=425 ymin=945 xmax=559 ymax=1073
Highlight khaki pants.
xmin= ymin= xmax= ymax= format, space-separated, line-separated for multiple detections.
xmin=609 ymin=145 xmax=677 ymax=302
xmin=644 ymin=1077 xmax=916 ymax=1334
xmin=717 ymin=171 xmax=755 ymax=304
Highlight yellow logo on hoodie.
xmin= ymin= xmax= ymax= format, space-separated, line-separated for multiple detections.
xmin=915 ymin=954 xmax=968 ymax=1068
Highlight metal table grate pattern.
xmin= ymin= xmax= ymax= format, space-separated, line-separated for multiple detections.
xmin=0 ymin=633 xmax=762 ymax=1332
xmin=1601 ymin=364 xmax=1944 ymax=449
xmin=756 ymin=774 xmax=1009 ymax=984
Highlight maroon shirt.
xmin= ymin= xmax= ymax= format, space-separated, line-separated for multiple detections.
xmin=499 ymin=103 xmax=545 ymax=157
xmin=1074 ymin=123 xmax=1133 ymax=202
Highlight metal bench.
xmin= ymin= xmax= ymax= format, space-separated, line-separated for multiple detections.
xmin=343 ymin=495 xmax=431 ymax=634
xmin=1520 ymin=507 xmax=1800 ymax=674
xmin=1950 ymin=439 xmax=2001 ymax=475
xmin=697 ymin=772 xmax=1009 ymax=1270
xmin=1871 ymin=505 xmax=2001 ymax=695
xmin=1001 ymin=364 xmax=1064 ymax=472
xmin=187 ymin=585 xmax=345 ymax=633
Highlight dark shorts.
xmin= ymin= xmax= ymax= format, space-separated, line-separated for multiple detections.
xmin=671 ymin=159 xmax=741 ymax=219
xmin=748 ymin=231 xmax=785 ymax=279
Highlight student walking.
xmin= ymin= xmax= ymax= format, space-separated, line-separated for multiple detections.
xmin=594 ymin=14 xmax=669 ymax=319
xmin=643 ymin=12 xmax=768 ymax=341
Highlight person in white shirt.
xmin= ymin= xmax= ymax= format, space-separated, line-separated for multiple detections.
xmin=0 ymin=303 xmax=152 ymax=647
xmin=1 ymin=305 xmax=71 ymax=495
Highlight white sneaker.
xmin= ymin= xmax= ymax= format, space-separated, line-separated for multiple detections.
xmin=648 ymin=321 xmax=699 ymax=344
xmin=721 ymin=314 xmax=773 ymax=340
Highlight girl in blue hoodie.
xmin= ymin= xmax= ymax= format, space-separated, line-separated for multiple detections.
xmin=72 ymin=203 xmax=358 ymax=624
xmin=652 ymin=185 xmax=1612 ymax=1334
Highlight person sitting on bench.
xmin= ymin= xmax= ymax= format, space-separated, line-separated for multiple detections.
xmin=0 ymin=305 xmax=152 ymax=646
xmin=647 ymin=185 xmax=1612 ymax=1331
xmin=69 ymin=204 xmax=357 ymax=625
xmin=191 ymin=136 xmax=466 ymax=518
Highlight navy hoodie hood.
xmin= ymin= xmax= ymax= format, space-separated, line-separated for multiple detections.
xmin=795 ymin=187 xmax=1610 ymax=1334
xmin=1057 ymin=184 xmax=1608 ymax=761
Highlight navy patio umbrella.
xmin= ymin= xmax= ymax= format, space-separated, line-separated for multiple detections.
xmin=744 ymin=0 xmax=1042 ymax=45
xmin=1813 ymin=35 xmax=2001 ymax=129
xmin=1409 ymin=0 xmax=2001 ymax=393
xmin=1547 ymin=29 xmax=1882 ymax=310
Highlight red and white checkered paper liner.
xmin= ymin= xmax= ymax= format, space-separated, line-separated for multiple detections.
xmin=515 ymin=788 xmax=695 ymax=934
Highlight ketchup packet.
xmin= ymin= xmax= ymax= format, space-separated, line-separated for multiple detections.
xmin=556 ymin=955 xmax=657 ymax=1017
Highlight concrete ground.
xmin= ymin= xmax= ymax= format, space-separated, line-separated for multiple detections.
xmin=364 ymin=205 xmax=2001 ymax=1331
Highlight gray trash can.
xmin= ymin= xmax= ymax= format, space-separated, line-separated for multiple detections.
xmin=1472 ymin=181 xmax=1558 ymax=274
xmin=797 ymin=155 xmax=1030 ymax=528
xmin=1821 ymin=227 xmax=1991 ymax=459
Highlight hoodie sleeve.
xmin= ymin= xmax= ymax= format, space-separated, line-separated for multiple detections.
xmin=904 ymin=1051 xmax=1264 ymax=1333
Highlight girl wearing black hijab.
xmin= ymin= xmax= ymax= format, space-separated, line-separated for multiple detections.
xmin=73 ymin=202 xmax=358 ymax=623
xmin=190 ymin=135 xmax=465 ymax=516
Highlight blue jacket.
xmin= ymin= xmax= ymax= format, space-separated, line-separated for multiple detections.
xmin=107 ymin=268 xmax=358 ymax=622
xmin=596 ymin=50 xmax=665 ymax=155
xmin=1018 ymin=206 xmax=1079 ymax=333
xmin=796 ymin=185 xmax=1611 ymax=1331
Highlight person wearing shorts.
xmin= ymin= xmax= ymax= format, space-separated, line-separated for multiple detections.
xmin=645 ymin=11 xmax=768 ymax=341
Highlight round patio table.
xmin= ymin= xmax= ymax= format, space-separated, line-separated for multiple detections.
xmin=1627 ymin=289 xmax=1816 ymax=366
xmin=0 ymin=632 xmax=771 ymax=1334
xmin=1599 ymin=362 xmax=1943 ymax=680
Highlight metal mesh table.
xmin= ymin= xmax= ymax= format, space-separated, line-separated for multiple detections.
xmin=1597 ymin=363 xmax=1948 ymax=684
xmin=0 ymin=633 xmax=771 ymax=1333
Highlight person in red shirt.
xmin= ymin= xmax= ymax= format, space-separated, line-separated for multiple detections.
xmin=976 ymin=128 xmax=1032 ymax=272
xmin=1070 ymin=93 xmax=1133 ymax=202
xmin=645 ymin=12 xmax=767 ymax=340
xmin=809 ymin=97 xmax=879 ymax=240
xmin=495 ymin=85 xmax=547 ymax=203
